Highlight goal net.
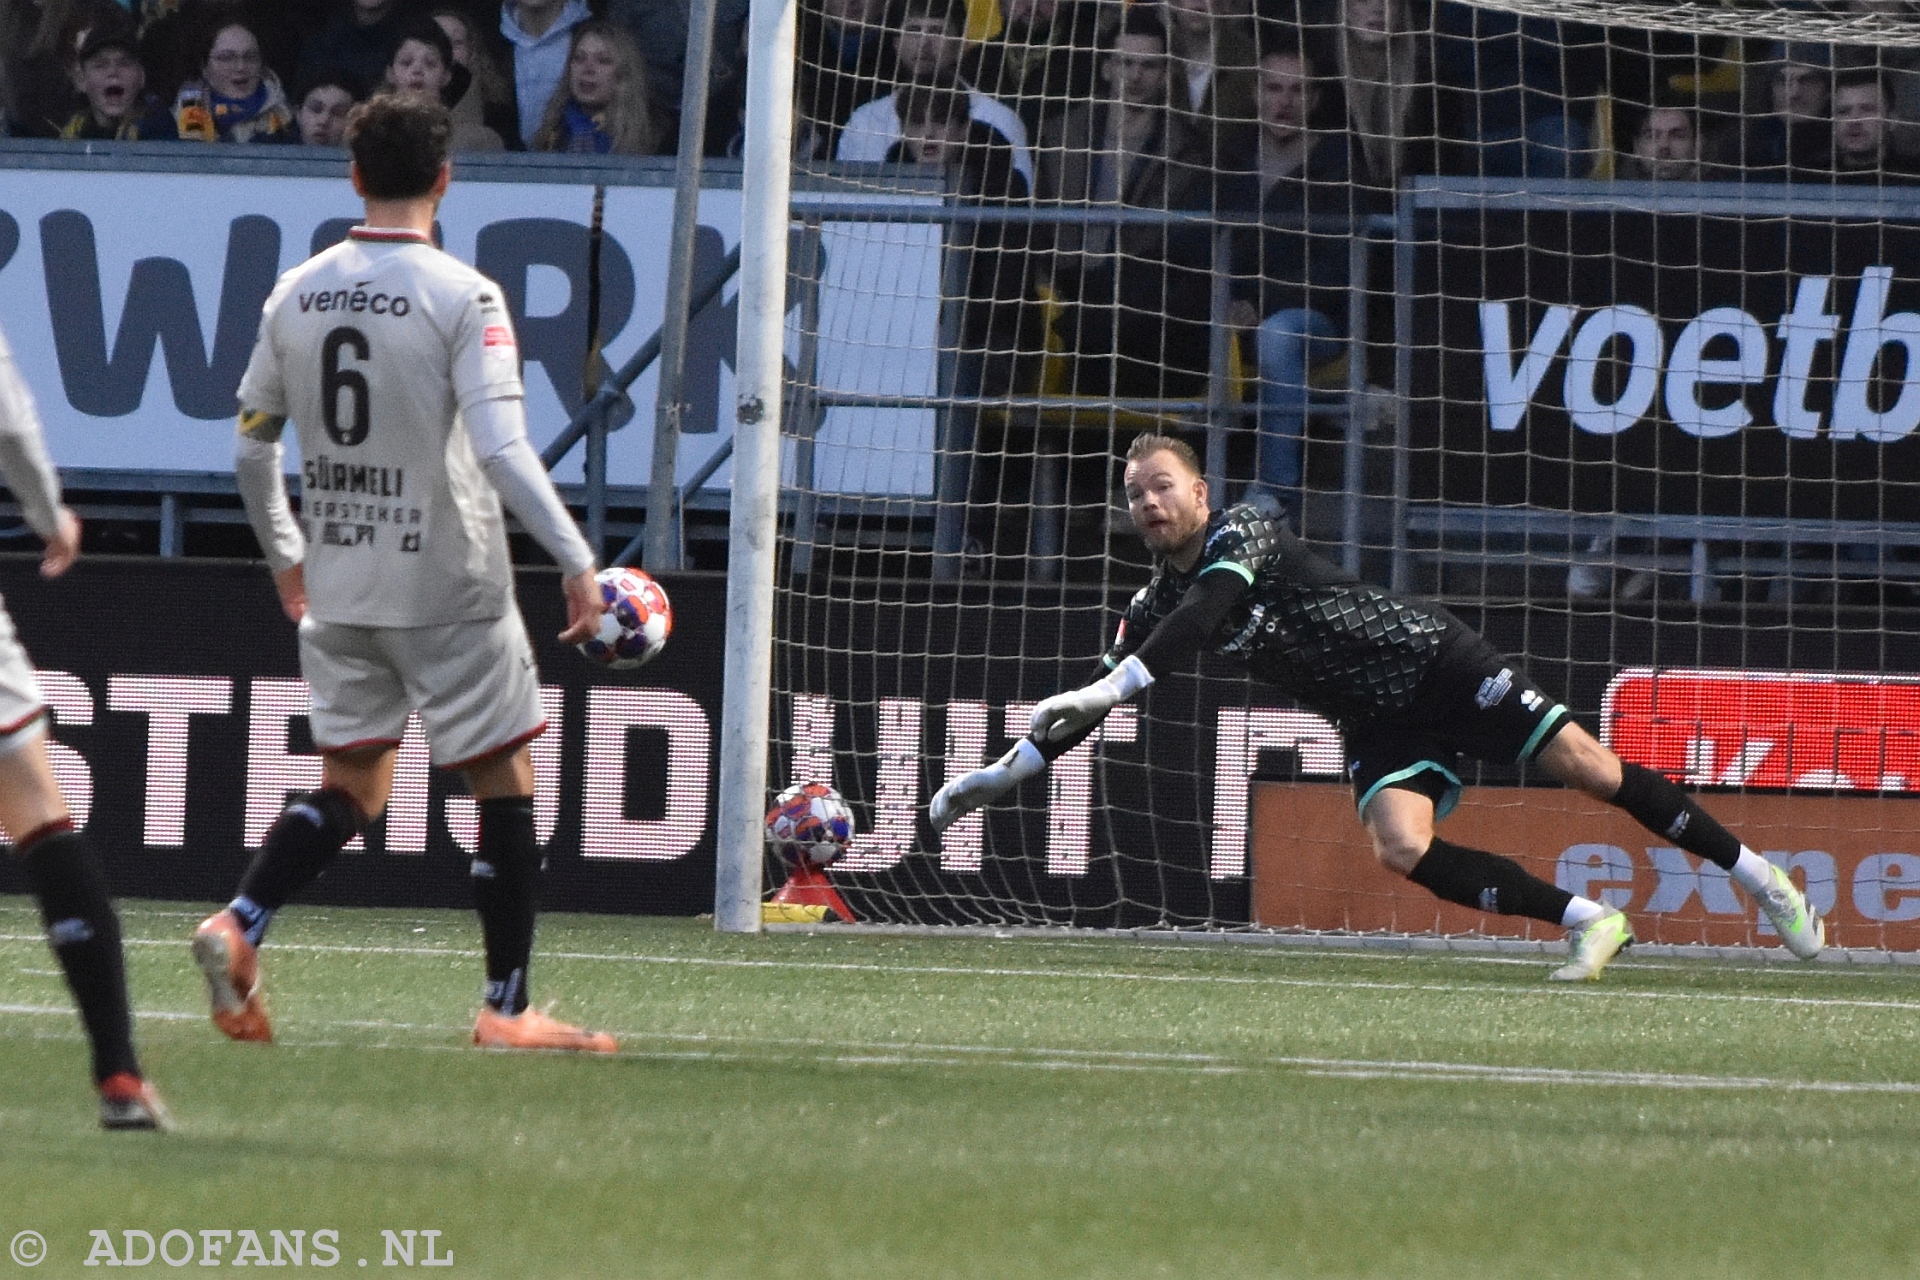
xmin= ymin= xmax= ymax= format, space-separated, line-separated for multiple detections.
xmin=747 ymin=0 xmax=1920 ymax=947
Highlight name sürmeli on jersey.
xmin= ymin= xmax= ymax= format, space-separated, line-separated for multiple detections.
xmin=305 ymin=454 xmax=404 ymax=497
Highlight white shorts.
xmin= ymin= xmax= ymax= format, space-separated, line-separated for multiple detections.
xmin=299 ymin=608 xmax=546 ymax=769
xmin=0 ymin=602 xmax=44 ymax=752
xmin=0 ymin=597 xmax=46 ymax=742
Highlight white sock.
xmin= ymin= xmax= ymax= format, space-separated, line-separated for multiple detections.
xmin=1560 ymin=896 xmax=1607 ymax=929
xmin=1730 ymin=847 xmax=1775 ymax=895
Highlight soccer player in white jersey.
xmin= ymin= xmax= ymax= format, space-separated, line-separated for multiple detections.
xmin=194 ymin=94 xmax=617 ymax=1054
xmin=0 ymin=327 xmax=170 ymax=1128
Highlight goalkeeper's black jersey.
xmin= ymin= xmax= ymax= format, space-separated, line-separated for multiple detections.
xmin=1103 ymin=504 xmax=1459 ymax=725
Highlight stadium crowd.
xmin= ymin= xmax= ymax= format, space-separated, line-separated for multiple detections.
xmin=784 ymin=0 xmax=1920 ymax=521
xmin=0 ymin=0 xmax=720 ymax=151
xmin=2 ymin=0 xmax=1915 ymax=536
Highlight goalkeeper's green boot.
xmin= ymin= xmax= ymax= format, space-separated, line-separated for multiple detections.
xmin=1755 ymin=862 xmax=1825 ymax=960
xmin=1549 ymin=908 xmax=1633 ymax=982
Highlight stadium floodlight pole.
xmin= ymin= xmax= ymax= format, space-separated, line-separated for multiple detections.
xmin=714 ymin=0 xmax=798 ymax=933
xmin=645 ymin=0 xmax=726 ymax=573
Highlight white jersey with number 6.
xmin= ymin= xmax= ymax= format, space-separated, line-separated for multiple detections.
xmin=237 ymin=227 xmax=524 ymax=628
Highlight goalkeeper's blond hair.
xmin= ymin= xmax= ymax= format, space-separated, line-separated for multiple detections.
xmin=1125 ymin=433 xmax=1202 ymax=475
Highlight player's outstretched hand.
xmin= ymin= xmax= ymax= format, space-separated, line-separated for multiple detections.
xmin=929 ymin=740 xmax=1046 ymax=832
xmin=273 ymin=563 xmax=307 ymax=623
xmin=1028 ymin=657 xmax=1154 ymax=743
xmin=39 ymin=507 xmax=80 ymax=578
xmin=1029 ymin=684 xmax=1118 ymax=743
xmin=930 ymin=768 xmax=1007 ymax=833
xmin=558 ymin=568 xmax=607 ymax=645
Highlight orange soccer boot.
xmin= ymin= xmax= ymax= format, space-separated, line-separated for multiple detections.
xmin=472 ymin=1005 xmax=617 ymax=1054
xmin=191 ymin=910 xmax=273 ymax=1043
xmin=99 ymin=1072 xmax=174 ymax=1131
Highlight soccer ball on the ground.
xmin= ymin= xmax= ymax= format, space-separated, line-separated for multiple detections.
xmin=577 ymin=568 xmax=672 ymax=669
xmin=765 ymin=782 xmax=855 ymax=867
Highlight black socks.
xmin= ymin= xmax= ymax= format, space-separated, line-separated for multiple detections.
xmin=473 ymin=797 xmax=539 ymax=1015
xmin=1610 ymin=763 xmax=1741 ymax=870
xmin=1408 ymin=837 xmax=1574 ymax=925
xmin=20 ymin=823 xmax=139 ymax=1084
xmin=231 ymin=789 xmax=365 ymax=946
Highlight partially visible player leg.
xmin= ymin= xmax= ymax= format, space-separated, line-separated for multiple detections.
xmin=1362 ymin=780 xmax=1632 ymax=981
xmin=465 ymin=746 xmax=539 ymax=1017
xmin=461 ymin=744 xmax=615 ymax=1054
xmin=196 ymin=619 xmax=400 ymax=1040
xmin=193 ymin=748 xmax=382 ymax=1043
xmin=0 ymin=724 xmax=169 ymax=1128
xmin=1538 ymin=726 xmax=1823 ymax=959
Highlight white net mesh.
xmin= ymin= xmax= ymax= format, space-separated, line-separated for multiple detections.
xmin=755 ymin=0 xmax=1920 ymax=945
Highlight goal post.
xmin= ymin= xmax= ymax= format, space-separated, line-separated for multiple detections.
xmin=714 ymin=0 xmax=800 ymax=933
xmin=717 ymin=0 xmax=1920 ymax=946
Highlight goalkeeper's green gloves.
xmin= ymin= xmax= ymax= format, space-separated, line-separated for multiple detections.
xmin=1027 ymin=654 xmax=1154 ymax=743
xmin=930 ymin=739 xmax=1046 ymax=832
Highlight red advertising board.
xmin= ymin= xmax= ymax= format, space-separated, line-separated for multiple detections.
xmin=1601 ymin=668 xmax=1920 ymax=794
xmin=1250 ymin=784 xmax=1920 ymax=951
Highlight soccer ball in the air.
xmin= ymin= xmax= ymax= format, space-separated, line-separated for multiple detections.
xmin=765 ymin=782 xmax=855 ymax=867
xmin=577 ymin=567 xmax=672 ymax=669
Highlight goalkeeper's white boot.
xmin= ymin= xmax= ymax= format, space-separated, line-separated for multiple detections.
xmin=1754 ymin=863 xmax=1825 ymax=960
xmin=1549 ymin=908 xmax=1633 ymax=982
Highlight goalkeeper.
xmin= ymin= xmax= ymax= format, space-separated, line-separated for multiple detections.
xmin=931 ymin=434 xmax=1823 ymax=981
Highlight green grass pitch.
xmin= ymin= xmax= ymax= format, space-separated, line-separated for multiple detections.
xmin=3 ymin=899 xmax=1920 ymax=1278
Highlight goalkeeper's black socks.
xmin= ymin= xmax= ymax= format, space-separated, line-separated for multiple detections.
xmin=1408 ymin=837 xmax=1575 ymax=926
xmin=231 ymin=788 xmax=365 ymax=946
xmin=473 ymin=797 xmax=539 ymax=1015
xmin=1610 ymin=763 xmax=1783 ymax=895
xmin=1609 ymin=763 xmax=1741 ymax=870
xmin=20 ymin=822 xmax=140 ymax=1085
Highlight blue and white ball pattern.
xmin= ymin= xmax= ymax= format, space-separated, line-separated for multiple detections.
xmin=765 ymin=782 xmax=855 ymax=866
xmin=577 ymin=568 xmax=672 ymax=669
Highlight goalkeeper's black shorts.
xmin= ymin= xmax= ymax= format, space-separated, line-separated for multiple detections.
xmin=1341 ymin=631 xmax=1572 ymax=822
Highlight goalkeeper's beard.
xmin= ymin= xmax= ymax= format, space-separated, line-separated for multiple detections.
xmin=1138 ymin=512 xmax=1206 ymax=559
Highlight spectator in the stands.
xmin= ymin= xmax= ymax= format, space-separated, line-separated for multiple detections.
xmin=1744 ymin=44 xmax=1833 ymax=178
xmin=529 ymin=19 xmax=660 ymax=154
xmin=1836 ymin=1 xmax=1920 ymax=161
xmin=1568 ymin=101 xmax=1715 ymax=597
xmin=385 ymin=16 xmax=503 ymax=149
xmin=1160 ymin=0 xmax=1257 ymax=169
xmin=3 ymin=0 xmax=117 ymax=136
xmin=300 ymin=0 xmax=415 ymax=97
xmin=174 ymin=16 xmax=293 ymax=142
xmin=291 ymin=68 xmax=358 ymax=144
xmin=608 ymin=0 xmax=750 ymax=135
xmin=1619 ymin=104 xmax=1704 ymax=182
xmin=963 ymin=0 xmax=1104 ymax=139
xmin=1430 ymin=0 xmax=1604 ymax=178
xmin=488 ymin=0 xmax=594 ymax=148
xmin=1035 ymin=8 xmax=1214 ymax=398
xmin=892 ymin=82 xmax=1036 ymax=385
xmin=1327 ymin=0 xmax=1442 ymax=186
xmin=430 ymin=7 xmax=518 ymax=147
xmin=1218 ymin=36 xmax=1370 ymax=519
xmin=58 ymin=19 xmax=176 ymax=138
xmin=795 ymin=0 xmax=893 ymax=158
xmin=836 ymin=0 xmax=1033 ymax=185
xmin=1831 ymin=66 xmax=1920 ymax=181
